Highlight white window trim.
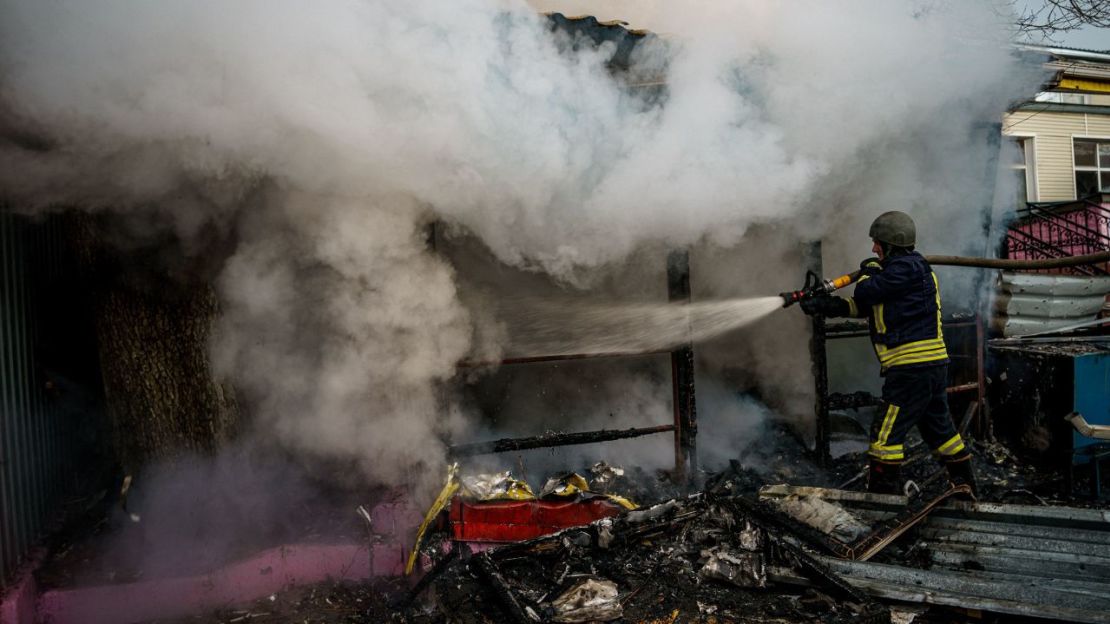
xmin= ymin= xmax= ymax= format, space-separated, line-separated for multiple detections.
xmin=1010 ymin=133 xmax=1037 ymax=202
xmin=1071 ymin=134 xmax=1110 ymax=199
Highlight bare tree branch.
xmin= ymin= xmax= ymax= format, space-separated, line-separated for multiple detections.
xmin=1016 ymin=0 xmax=1110 ymax=38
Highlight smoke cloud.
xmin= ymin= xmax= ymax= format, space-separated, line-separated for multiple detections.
xmin=0 ymin=0 xmax=1044 ymax=495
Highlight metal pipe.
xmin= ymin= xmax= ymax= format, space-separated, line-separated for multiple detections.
xmin=925 ymin=250 xmax=1110 ymax=270
xmin=1066 ymin=412 xmax=1110 ymax=440
xmin=975 ymin=313 xmax=987 ymax=437
xmin=448 ymin=424 xmax=676 ymax=458
xmin=804 ymin=252 xmax=1110 ymax=303
xmin=808 ymin=249 xmax=1110 ymax=306
xmin=457 ymin=350 xmax=671 ymax=368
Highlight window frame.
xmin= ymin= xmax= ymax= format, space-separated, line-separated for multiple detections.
xmin=1010 ymin=134 xmax=1037 ymax=203
xmin=1072 ymin=135 xmax=1110 ymax=199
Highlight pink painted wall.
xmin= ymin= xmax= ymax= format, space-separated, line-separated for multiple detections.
xmin=1 ymin=500 xmax=422 ymax=624
xmin=36 ymin=543 xmax=373 ymax=624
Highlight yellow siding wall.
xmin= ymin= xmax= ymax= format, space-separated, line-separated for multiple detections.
xmin=1003 ymin=111 xmax=1110 ymax=201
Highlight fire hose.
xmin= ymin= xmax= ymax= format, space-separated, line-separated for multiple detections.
xmin=779 ymin=250 xmax=1110 ymax=308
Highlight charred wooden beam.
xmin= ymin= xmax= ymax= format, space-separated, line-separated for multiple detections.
xmin=394 ymin=547 xmax=460 ymax=609
xmin=448 ymin=424 xmax=675 ymax=457
xmin=807 ymin=242 xmax=832 ymax=467
xmin=473 ymin=552 xmax=537 ymax=623
xmin=667 ymin=249 xmax=697 ymax=480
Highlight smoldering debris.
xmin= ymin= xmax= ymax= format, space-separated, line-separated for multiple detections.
xmin=699 ymin=542 xmax=767 ymax=589
xmin=589 ymin=461 xmax=624 ymax=493
xmin=394 ymin=460 xmax=1110 ymax=624
xmin=550 ymin=578 xmax=622 ymax=623
xmin=403 ymin=473 xmax=891 ymax=624
xmin=115 ymin=450 xmax=1110 ymax=623
xmin=767 ymin=495 xmax=870 ymax=543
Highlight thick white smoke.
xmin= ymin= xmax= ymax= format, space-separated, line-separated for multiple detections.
xmin=0 ymin=0 xmax=1043 ymax=491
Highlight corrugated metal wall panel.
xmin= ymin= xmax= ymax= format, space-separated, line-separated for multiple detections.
xmin=0 ymin=212 xmax=86 ymax=586
xmin=995 ymin=272 xmax=1110 ymax=336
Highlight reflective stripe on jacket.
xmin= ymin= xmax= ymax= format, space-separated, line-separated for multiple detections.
xmin=848 ymin=252 xmax=948 ymax=372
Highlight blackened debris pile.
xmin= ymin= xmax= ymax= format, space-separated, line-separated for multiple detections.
xmin=403 ymin=473 xmax=890 ymax=624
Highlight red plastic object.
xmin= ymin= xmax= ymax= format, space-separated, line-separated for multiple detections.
xmin=449 ymin=497 xmax=622 ymax=543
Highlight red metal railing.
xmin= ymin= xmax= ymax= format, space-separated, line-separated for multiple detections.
xmin=1004 ymin=197 xmax=1110 ymax=276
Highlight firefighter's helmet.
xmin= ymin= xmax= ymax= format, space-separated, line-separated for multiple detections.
xmin=869 ymin=211 xmax=916 ymax=248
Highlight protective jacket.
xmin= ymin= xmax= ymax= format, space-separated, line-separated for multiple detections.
xmin=847 ymin=251 xmax=948 ymax=372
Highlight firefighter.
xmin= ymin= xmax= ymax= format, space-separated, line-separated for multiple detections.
xmin=801 ymin=211 xmax=978 ymax=497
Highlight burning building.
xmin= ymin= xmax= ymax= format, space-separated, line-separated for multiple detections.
xmin=0 ymin=2 xmax=1108 ymax=623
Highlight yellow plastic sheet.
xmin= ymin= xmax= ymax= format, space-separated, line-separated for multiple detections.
xmin=604 ymin=493 xmax=638 ymax=510
xmin=405 ymin=463 xmax=460 ymax=576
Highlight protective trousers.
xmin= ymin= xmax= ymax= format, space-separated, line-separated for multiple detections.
xmin=868 ymin=364 xmax=970 ymax=494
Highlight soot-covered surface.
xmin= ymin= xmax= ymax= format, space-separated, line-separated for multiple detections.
xmin=38 ymin=421 xmax=1110 ymax=623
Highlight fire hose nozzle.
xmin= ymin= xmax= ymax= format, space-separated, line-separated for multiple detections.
xmin=779 ymin=289 xmax=806 ymax=308
xmin=780 ymin=270 xmax=860 ymax=308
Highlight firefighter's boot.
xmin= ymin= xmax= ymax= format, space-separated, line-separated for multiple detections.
xmin=867 ymin=460 xmax=903 ymax=495
xmin=944 ymin=453 xmax=979 ymax=499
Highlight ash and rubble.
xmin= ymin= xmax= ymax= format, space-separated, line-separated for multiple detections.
xmin=397 ymin=465 xmax=891 ymax=624
xmin=123 ymin=420 xmax=1110 ymax=624
xmin=150 ymin=442 xmax=1110 ymax=624
xmin=391 ymin=427 xmax=1110 ymax=624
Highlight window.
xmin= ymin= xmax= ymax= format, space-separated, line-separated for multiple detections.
xmin=1036 ymin=91 xmax=1091 ymax=105
xmin=1074 ymin=138 xmax=1110 ymax=197
xmin=1011 ymin=137 xmax=1035 ymax=204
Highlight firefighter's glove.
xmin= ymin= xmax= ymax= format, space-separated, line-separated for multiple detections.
xmin=859 ymin=257 xmax=882 ymax=276
xmin=800 ymin=295 xmax=850 ymax=318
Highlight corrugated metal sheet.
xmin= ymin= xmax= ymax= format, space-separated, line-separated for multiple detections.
xmin=994 ymin=272 xmax=1110 ymax=337
xmin=1050 ymin=62 xmax=1110 ymax=81
xmin=0 ymin=211 xmax=83 ymax=586
xmin=763 ymin=486 xmax=1110 ymax=623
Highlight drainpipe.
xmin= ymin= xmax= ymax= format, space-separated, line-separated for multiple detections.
xmin=1066 ymin=412 xmax=1110 ymax=440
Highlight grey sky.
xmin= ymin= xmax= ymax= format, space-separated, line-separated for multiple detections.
xmin=1039 ymin=25 xmax=1109 ymax=50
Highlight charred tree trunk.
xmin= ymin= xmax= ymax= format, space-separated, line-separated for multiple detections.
xmin=69 ymin=214 xmax=239 ymax=473
xmin=94 ymin=282 xmax=238 ymax=472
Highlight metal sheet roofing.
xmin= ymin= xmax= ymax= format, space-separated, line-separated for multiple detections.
xmin=762 ymin=485 xmax=1110 ymax=623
